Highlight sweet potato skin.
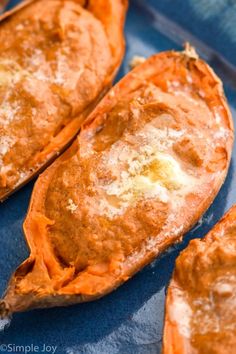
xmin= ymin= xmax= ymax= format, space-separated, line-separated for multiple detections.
xmin=0 ymin=0 xmax=127 ymax=201
xmin=163 ymin=205 xmax=236 ymax=354
xmin=0 ymin=48 xmax=234 ymax=315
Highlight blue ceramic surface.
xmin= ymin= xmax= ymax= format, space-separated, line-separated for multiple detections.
xmin=0 ymin=1 xmax=236 ymax=353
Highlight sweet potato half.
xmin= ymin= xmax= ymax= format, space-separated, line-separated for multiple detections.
xmin=0 ymin=47 xmax=234 ymax=316
xmin=0 ymin=0 xmax=127 ymax=201
xmin=163 ymin=205 xmax=236 ymax=354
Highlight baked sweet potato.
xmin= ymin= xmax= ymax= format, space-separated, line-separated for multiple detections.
xmin=0 ymin=0 xmax=127 ymax=201
xmin=163 ymin=205 xmax=236 ymax=354
xmin=0 ymin=47 xmax=234 ymax=316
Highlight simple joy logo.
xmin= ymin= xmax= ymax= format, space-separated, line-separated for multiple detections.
xmin=0 ymin=344 xmax=57 ymax=354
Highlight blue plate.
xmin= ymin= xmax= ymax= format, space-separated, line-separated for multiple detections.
xmin=0 ymin=1 xmax=236 ymax=353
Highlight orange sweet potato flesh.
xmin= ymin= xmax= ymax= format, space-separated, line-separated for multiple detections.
xmin=0 ymin=47 xmax=234 ymax=315
xmin=0 ymin=0 xmax=127 ymax=201
xmin=163 ymin=205 xmax=236 ymax=354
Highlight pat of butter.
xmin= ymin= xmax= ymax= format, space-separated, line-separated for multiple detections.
xmin=132 ymin=175 xmax=169 ymax=203
xmin=105 ymin=151 xmax=195 ymax=204
xmin=144 ymin=152 xmax=194 ymax=190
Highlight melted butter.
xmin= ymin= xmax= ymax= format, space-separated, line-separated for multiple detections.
xmin=142 ymin=154 xmax=187 ymax=190
xmin=89 ymin=117 xmax=199 ymax=219
xmin=104 ymin=151 xmax=196 ymax=208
